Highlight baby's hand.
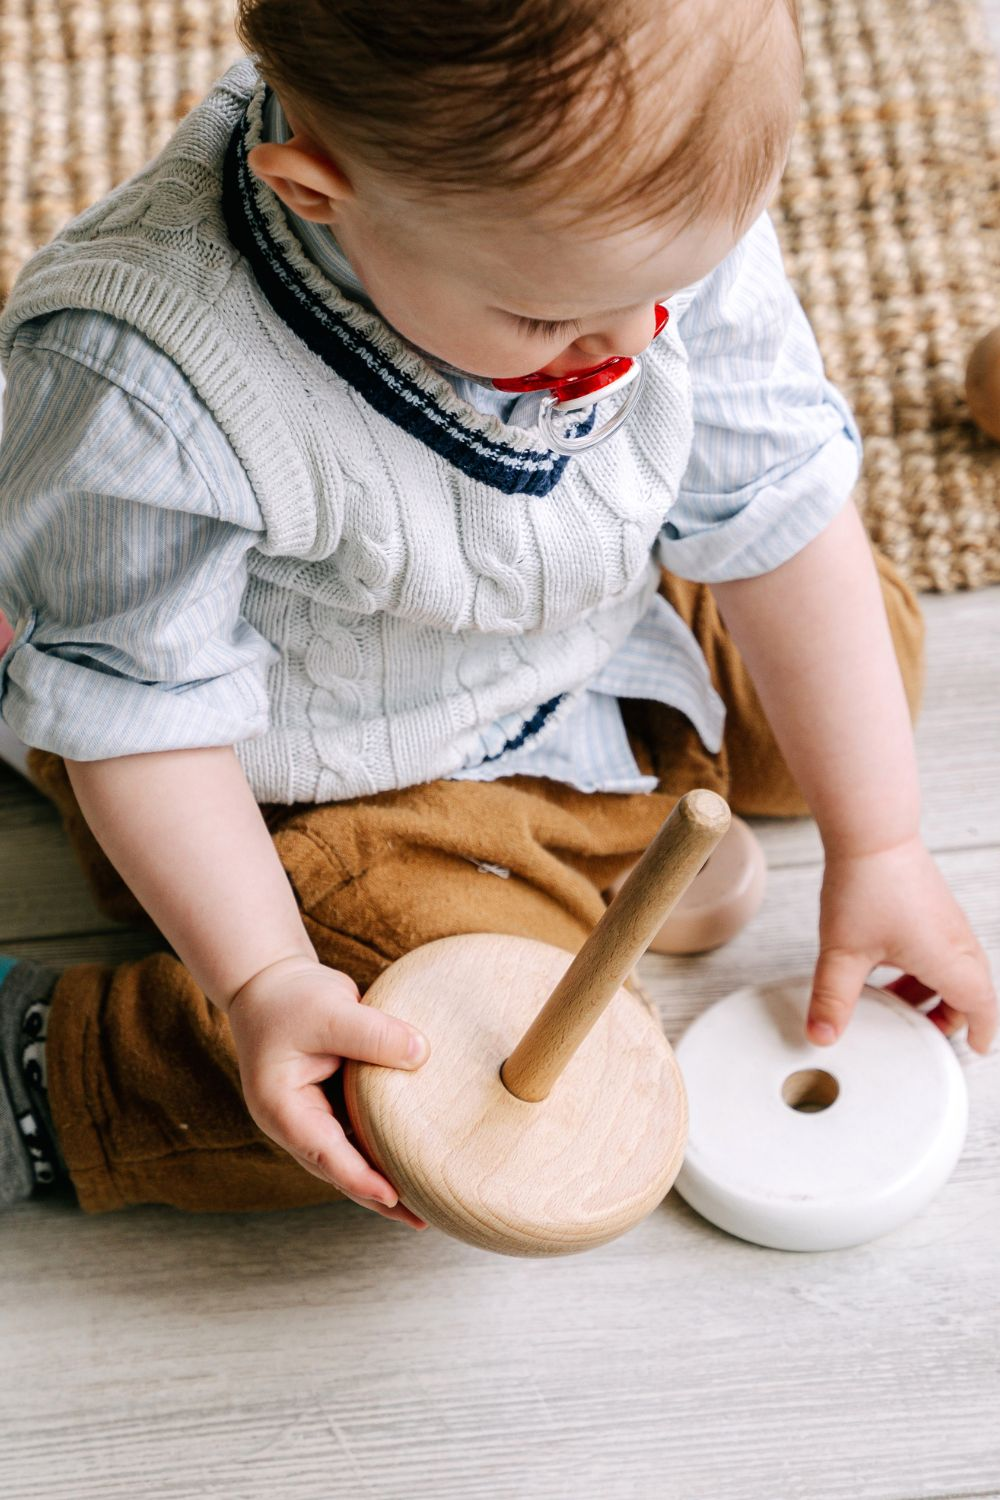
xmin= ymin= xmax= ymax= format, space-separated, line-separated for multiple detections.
xmin=806 ymin=835 xmax=998 ymax=1054
xmin=225 ymin=955 xmax=431 ymax=1228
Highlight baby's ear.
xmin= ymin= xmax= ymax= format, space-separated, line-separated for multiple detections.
xmin=246 ymin=140 xmax=353 ymax=222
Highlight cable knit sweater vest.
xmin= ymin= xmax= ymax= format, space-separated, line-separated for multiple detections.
xmin=0 ymin=61 xmax=696 ymax=805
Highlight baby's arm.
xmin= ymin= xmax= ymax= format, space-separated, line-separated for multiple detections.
xmin=711 ymin=500 xmax=919 ymax=857
xmin=65 ymin=745 xmax=316 ymax=1009
xmin=710 ymin=499 xmax=997 ymax=1052
xmin=64 ymin=747 xmax=431 ymax=1225
xmin=0 ymin=317 xmax=424 ymax=1221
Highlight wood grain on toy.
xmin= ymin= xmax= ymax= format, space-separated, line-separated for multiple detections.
xmin=343 ymin=933 xmax=687 ymax=1257
xmin=606 ymin=815 xmax=768 ymax=956
xmin=342 ymin=794 xmax=728 ymax=1256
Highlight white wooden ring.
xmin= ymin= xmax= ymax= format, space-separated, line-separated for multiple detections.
xmin=671 ymin=979 xmax=969 ymax=1251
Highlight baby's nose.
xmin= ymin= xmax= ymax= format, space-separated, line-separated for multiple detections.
xmin=570 ymin=306 xmax=659 ymax=362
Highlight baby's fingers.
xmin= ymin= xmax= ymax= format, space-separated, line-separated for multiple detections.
xmin=897 ymin=948 xmax=998 ymax=1056
xmin=337 ymin=1188 xmax=428 ymax=1230
xmin=266 ymin=1090 xmax=428 ymax=1228
xmin=330 ymin=998 xmax=430 ymax=1073
xmin=807 ymin=947 xmax=874 ymax=1045
xmin=883 ymin=974 xmax=965 ymax=1042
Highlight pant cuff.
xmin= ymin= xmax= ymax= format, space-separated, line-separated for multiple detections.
xmin=47 ymin=963 xmax=127 ymax=1213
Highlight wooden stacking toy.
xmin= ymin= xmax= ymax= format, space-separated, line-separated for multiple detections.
xmin=343 ymin=789 xmax=731 ymax=1257
xmin=672 ymin=974 xmax=969 ymax=1251
xmin=605 ymin=814 xmax=766 ymax=954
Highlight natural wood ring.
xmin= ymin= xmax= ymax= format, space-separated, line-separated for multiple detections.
xmin=343 ymin=933 xmax=688 ymax=1257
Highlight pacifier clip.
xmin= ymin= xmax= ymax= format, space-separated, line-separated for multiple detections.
xmin=492 ymin=304 xmax=669 ymax=455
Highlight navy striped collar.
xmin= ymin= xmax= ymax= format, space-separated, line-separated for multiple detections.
xmin=222 ymin=77 xmax=592 ymax=496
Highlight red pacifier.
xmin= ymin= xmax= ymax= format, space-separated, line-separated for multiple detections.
xmin=492 ymin=303 xmax=669 ymax=455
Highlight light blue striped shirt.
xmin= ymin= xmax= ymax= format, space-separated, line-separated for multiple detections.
xmin=0 ymin=95 xmax=862 ymax=795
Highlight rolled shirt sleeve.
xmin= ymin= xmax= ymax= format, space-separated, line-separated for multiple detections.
xmin=0 ymin=311 xmax=280 ymax=760
xmin=655 ymin=209 xmax=864 ymax=583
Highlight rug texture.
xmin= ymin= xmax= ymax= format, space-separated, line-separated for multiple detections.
xmin=1 ymin=0 xmax=999 ymax=590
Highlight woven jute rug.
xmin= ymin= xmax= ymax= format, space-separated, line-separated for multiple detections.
xmin=1 ymin=0 xmax=999 ymax=590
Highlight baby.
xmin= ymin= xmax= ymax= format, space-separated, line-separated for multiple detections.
xmin=0 ymin=0 xmax=995 ymax=1226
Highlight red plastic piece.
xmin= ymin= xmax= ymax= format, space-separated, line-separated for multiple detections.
xmin=493 ymin=304 xmax=668 ymax=400
xmin=883 ymin=973 xmax=939 ymax=1006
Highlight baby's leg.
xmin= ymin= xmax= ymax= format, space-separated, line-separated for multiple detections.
xmin=645 ymin=544 xmax=925 ymax=818
xmin=14 ymin=761 xmax=670 ymax=1214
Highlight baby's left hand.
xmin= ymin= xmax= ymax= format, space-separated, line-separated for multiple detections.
xmin=806 ymin=834 xmax=998 ymax=1055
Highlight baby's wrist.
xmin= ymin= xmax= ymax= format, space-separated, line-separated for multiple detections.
xmin=223 ymin=950 xmax=321 ymax=1016
xmin=820 ymin=826 xmax=924 ymax=863
xmin=817 ymin=791 xmax=922 ymax=863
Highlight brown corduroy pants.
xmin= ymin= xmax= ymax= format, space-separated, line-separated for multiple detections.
xmin=28 ymin=555 xmax=925 ymax=1215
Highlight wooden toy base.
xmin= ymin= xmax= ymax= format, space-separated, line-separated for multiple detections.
xmin=343 ymin=933 xmax=688 ymax=1257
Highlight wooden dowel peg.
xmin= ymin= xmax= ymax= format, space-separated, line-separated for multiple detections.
xmin=499 ymin=789 xmax=731 ymax=1102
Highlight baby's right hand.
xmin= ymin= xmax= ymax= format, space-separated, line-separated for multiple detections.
xmin=225 ymin=955 xmax=431 ymax=1229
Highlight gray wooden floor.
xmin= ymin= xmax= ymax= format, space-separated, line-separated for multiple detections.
xmin=3 ymin=15 xmax=1000 ymax=1500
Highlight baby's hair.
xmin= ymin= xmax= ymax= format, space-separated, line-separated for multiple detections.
xmin=235 ymin=0 xmax=803 ymax=235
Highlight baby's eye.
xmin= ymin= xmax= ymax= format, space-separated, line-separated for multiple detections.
xmin=512 ymin=314 xmax=584 ymax=339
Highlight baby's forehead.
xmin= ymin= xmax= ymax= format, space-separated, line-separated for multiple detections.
xmin=380 ymin=188 xmax=750 ymax=321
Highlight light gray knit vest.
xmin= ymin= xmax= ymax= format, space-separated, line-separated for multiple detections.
xmin=0 ymin=60 xmax=695 ymax=805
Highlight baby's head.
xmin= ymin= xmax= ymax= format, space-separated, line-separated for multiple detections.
xmin=238 ymin=0 xmax=803 ymax=380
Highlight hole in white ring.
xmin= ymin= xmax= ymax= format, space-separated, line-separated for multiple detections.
xmin=782 ymin=1068 xmax=839 ymax=1113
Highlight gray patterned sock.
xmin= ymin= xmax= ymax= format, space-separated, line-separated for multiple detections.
xmin=0 ymin=958 xmax=67 ymax=1207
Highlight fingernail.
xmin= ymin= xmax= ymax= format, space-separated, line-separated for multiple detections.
xmin=810 ymin=1021 xmax=837 ymax=1044
xmin=406 ymin=1031 xmax=429 ymax=1065
xmin=362 ymin=1193 xmax=396 ymax=1209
